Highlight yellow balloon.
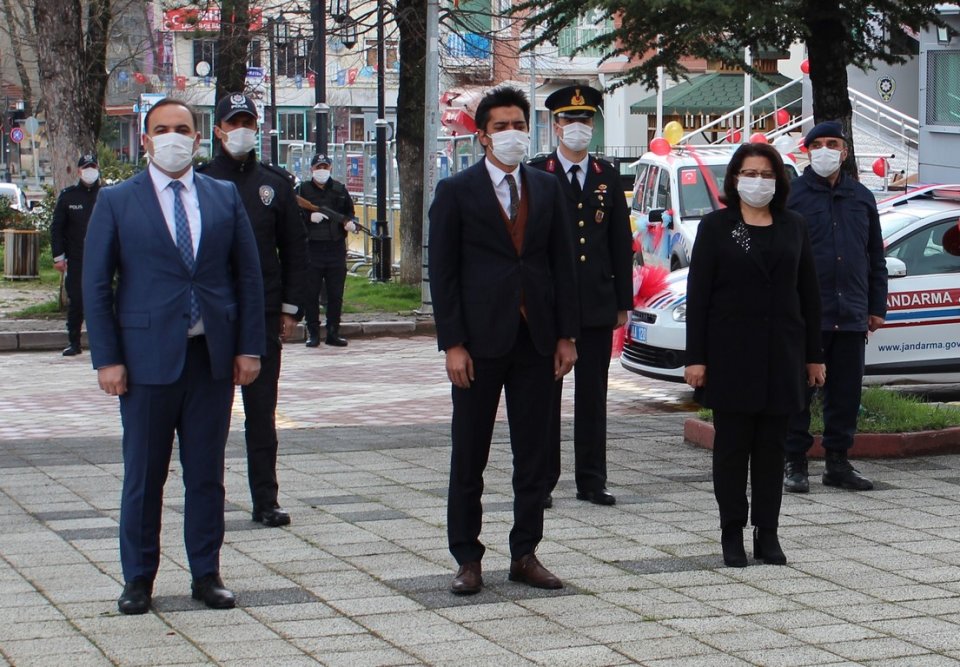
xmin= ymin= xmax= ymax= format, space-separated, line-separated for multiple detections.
xmin=663 ymin=121 xmax=684 ymax=146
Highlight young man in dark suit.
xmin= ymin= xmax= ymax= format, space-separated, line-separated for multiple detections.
xmin=429 ymin=86 xmax=579 ymax=595
xmin=529 ymin=86 xmax=634 ymax=508
xmin=83 ymin=98 xmax=266 ymax=614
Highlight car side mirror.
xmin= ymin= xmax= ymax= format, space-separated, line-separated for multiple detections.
xmin=885 ymin=256 xmax=907 ymax=278
xmin=648 ymin=208 xmax=663 ymax=224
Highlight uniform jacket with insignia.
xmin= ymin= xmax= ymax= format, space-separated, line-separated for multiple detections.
xmin=198 ymin=151 xmax=308 ymax=315
xmin=529 ymin=152 xmax=633 ymax=328
xmin=51 ymin=180 xmax=100 ymax=262
xmin=296 ymin=177 xmax=355 ymax=244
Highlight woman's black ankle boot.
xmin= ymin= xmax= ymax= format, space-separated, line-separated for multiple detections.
xmin=753 ymin=527 xmax=787 ymax=565
xmin=721 ymin=527 xmax=748 ymax=567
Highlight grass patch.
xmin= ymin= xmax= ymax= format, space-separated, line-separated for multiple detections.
xmin=11 ymin=298 xmax=62 ymax=318
xmin=342 ymin=275 xmax=422 ymax=314
xmin=697 ymin=387 xmax=960 ymax=433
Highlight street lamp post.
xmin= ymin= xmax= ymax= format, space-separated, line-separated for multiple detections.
xmin=267 ymin=13 xmax=287 ymax=165
xmin=373 ymin=1 xmax=391 ymax=281
xmin=311 ymin=0 xmax=327 ymax=155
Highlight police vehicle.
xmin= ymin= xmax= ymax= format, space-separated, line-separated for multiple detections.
xmin=621 ymin=195 xmax=960 ymax=384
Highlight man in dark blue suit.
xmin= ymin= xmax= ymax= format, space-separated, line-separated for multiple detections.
xmin=83 ymin=98 xmax=266 ymax=615
xmin=429 ymin=86 xmax=579 ymax=595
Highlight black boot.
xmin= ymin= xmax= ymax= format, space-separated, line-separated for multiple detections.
xmin=325 ymin=325 xmax=348 ymax=347
xmin=783 ymin=453 xmax=809 ymax=493
xmin=721 ymin=526 xmax=748 ymax=568
xmin=305 ymin=324 xmax=320 ymax=347
xmin=62 ymin=334 xmax=82 ymax=356
xmin=753 ymin=527 xmax=787 ymax=565
xmin=822 ymin=449 xmax=873 ymax=490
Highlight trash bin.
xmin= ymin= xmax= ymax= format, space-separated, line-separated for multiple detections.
xmin=3 ymin=229 xmax=40 ymax=279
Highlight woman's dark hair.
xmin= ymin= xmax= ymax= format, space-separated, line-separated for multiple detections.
xmin=474 ymin=86 xmax=530 ymax=133
xmin=721 ymin=142 xmax=790 ymax=212
xmin=143 ymin=98 xmax=199 ymax=134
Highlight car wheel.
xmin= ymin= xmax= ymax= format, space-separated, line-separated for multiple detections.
xmin=670 ymin=256 xmax=685 ymax=271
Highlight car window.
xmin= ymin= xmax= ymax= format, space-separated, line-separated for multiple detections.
xmin=632 ymin=165 xmax=649 ymax=212
xmin=886 ymin=217 xmax=960 ymax=276
xmin=654 ymin=169 xmax=670 ymax=210
xmin=677 ymin=165 xmax=723 ymax=218
xmin=642 ymin=166 xmax=659 ymax=212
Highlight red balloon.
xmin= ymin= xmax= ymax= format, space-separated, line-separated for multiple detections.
xmin=650 ymin=137 xmax=671 ymax=156
xmin=749 ymin=132 xmax=768 ymax=144
xmin=872 ymin=158 xmax=888 ymax=177
xmin=724 ymin=128 xmax=742 ymax=144
xmin=776 ymin=109 xmax=790 ymax=126
xmin=134 ymin=72 xmax=146 ymax=83
xmin=800 ymin=59 xmax=810 ymax=75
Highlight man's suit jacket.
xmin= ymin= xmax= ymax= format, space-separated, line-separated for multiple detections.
xmin=685 ymin=206 xmax=823 ymax=414
xmin=82 ymin=169 xmax=266 ymax=385
xmin=429 ymin=159 xmax=579 ymax=358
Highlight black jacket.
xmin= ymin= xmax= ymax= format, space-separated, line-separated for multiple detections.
xmin=51 ymin=180 xmax=100 ymax=262
xmin=685 ymin=207 xmax=823 ymax=414
xmin=198 ymin=152 xmax=308 ymax=315
xmin=296 ymin=177 xmax=355 ymax=243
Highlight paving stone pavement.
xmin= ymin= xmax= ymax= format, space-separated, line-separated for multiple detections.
xmin=3 ymin=337 xmax=960 ymax=665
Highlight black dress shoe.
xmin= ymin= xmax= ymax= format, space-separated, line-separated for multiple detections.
xmin=783 ymin=455 xmax=810 ymax=493
xmin=576 ymin=488 xmax=616 ymax=506
xmin=191 ymin=573 xmax=236 ymax=609
xmin=450 ymin=561 xmax=482 ymax=595
xmin=305 ymin=336 xmax=320 ymax=348
xmin=721 ymin=527 xmax=748 ymax=568
xmin=117 ymin=578 xmax=152 ymax=615
xmin=252 ymin=506 xmax=291 ymax=527
xmin=753 ymin=527 xmax=787 ymax=565
xmin=62 ymin=344 xmax=82 ymax=356
xmin=325 ymin=334 xmax=348 ymax=347
xmin=822 ymin=450 xmax=873 ymax=490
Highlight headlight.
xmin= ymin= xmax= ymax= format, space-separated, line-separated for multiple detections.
xmin=672 ymin=303 xmax=686 ymax=322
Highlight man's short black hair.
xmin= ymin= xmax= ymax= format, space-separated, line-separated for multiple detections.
xmin=474 ymin=86 xmax=530 ymax=134
xmin=143 ymin=98 xmax=199 ymax=134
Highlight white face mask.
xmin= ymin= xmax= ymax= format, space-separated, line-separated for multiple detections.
xmin=80 ymin=168 xmax=99 ymax=185
xmin=737 ymin=176 xmax=776 ymax=208
xmin=148 ymin=133 xmax=196 ymax=173
xmin=488 ymin=129 xmax=530 ymax=166
xmin=809 ymin=147 xmax=843 ymax=178
xmin=312 ymin=169 xmax=331 ymax=185
xmin=221 ymin=127 xmax=257 ymax=156
xmin=560 ymin=123 xmax=593 ymax=152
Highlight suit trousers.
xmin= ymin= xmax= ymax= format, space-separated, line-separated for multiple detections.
xmin=786 ymin=330 xmax=866 ymax=455
xmin=548 ymin=325 xmax=613 ymax=494
xmin=448 ymin=321 xmax=555 ymax=564
xmin=305 ymin=242 xmax=347 ymax=331
xmin=712 ymin=410 xmax=789 ymax=530
xmin=118 ymin=336 xmax=234 ymax=582
xmin=240 ymin=313 xmax=282 ymax=510
xmin=65 ymin=262 xmax=84 ymax=344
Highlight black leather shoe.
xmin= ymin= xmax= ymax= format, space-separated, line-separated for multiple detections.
xmin=450 ymin=561 xmax=482 ymax=595
xmin=576 ymin=488 xmax=616 ymax=506
xmin=783 ymin=455 xmax=810 ymax=493
xmin=252 ymin=506 xmax=291 ymax=527
xmin=543 ymin=494 xmax=553 ymax=509
xmin=62 ymin=344 xmax=82 ymax=356
xmin=305 ymin=336 xmax=320 ymax=347
xmin=325 ymin=334 xmax=348 ymax=347
xmin=191 ymin=573 xmax=236 ymax=609
xmin=721 ymin=527 xmax=748 ymax=568
xmin=753 ymin=527 xmax=787 ymax=565
xmin=822 ymin=450 xmax=873 ymax=490
xmin=117 ymin=578 xmax=152 ymax=615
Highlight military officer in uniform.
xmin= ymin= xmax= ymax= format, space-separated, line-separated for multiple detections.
xmin=198 ymin=93 xmax=309 ymax=528
xmin=529 ymin=86 xmax=633 ymax=507
xmin=51 ymin=154 xmax=101 ymax=356
xmin=296 ymin=154 xmax=357 ymax=347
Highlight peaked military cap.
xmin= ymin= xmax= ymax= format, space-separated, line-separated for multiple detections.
xmin=544 ymin=86 xmax=603 ymax=119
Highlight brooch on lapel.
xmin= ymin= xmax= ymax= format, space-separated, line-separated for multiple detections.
xmin=259 ymin=185 xmax=275 ymax=206
xmin=732 ymin=220 xmax=751 ymax=253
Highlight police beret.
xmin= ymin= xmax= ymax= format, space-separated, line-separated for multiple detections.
xmin=216 ymin=93 xmax=258 ymax=123
xmin=311 ymin=154 xmax=332 ymax=167
xmin=804 ymin=121 xmax=845 ymax=147
xmin=77 ymin=154 xmax=97 ymax=167
xmin=544 ymin=86 xmax=603 ymax=118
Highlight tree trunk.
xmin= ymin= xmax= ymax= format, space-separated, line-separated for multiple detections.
xmin=805 ymin=0 xmax=858 ymax=178
xmin=2 ymin=0 xmax=35 ymax=116
xmin=395 ymin=0 xmax=427 ymax=285
xmin=216 ymin=0 xmax=252 ymax=101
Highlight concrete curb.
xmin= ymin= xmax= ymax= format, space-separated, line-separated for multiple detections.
xmin=0 ymin=319 xmax=437 ymax=353
xmin=684 ymin=416 xmax=960 ymax=458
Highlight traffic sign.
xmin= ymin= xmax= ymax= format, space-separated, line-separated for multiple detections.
xmin=10 ymin=127 xmax=23 ymax=144
xmin=23 ymin=116 xmax=39 ymax=136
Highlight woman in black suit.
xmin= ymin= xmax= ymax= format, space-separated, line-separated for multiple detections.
xmin=684 ymin=143 xmax=825 ymax=567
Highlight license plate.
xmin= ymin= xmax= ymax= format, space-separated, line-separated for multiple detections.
xmin=630 ymin=322 xmax=647 ymax=342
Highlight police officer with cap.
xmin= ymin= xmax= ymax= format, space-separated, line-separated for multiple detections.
xmin=198 ymin=92 xmax=309 ymax=527
xmin=296 ymin=153 xmax=356 ymax=347
xmin=529 ymin=86 xmax=633 ymax=507
xmin=51 ymin=153 xmax=101 ymax=356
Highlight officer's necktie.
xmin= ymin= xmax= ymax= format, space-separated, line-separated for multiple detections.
xmin=569 ymin=164 xmax=582 ymax=198
xmin=504 ymin=174 xmax=519 ymax=223
xmin=168 ymin=180 xmax=201 ymax=328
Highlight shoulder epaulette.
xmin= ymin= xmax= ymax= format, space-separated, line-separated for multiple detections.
xmin=261 ymin=161 xmax=296 ymax=184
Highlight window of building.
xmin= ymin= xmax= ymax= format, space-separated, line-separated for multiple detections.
xmin=350 ymin=117 xmax=365 ymax=142
xmin=365 ymin=40 xmax=399 ymax=69
xmin=927 ymin=50 xmax=960 ymax=126
xmin=558 ymin=10 xmax=611 ymax=58
xmin=248 ymin=39 xmax=261 ymax=68
xmin=277 ymin=37 xmax=313 ymax=78
xmin=278 ymin=111 xmax=305 ymax=142
xmin=193 ymin=39 xmax=217 ymax=73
